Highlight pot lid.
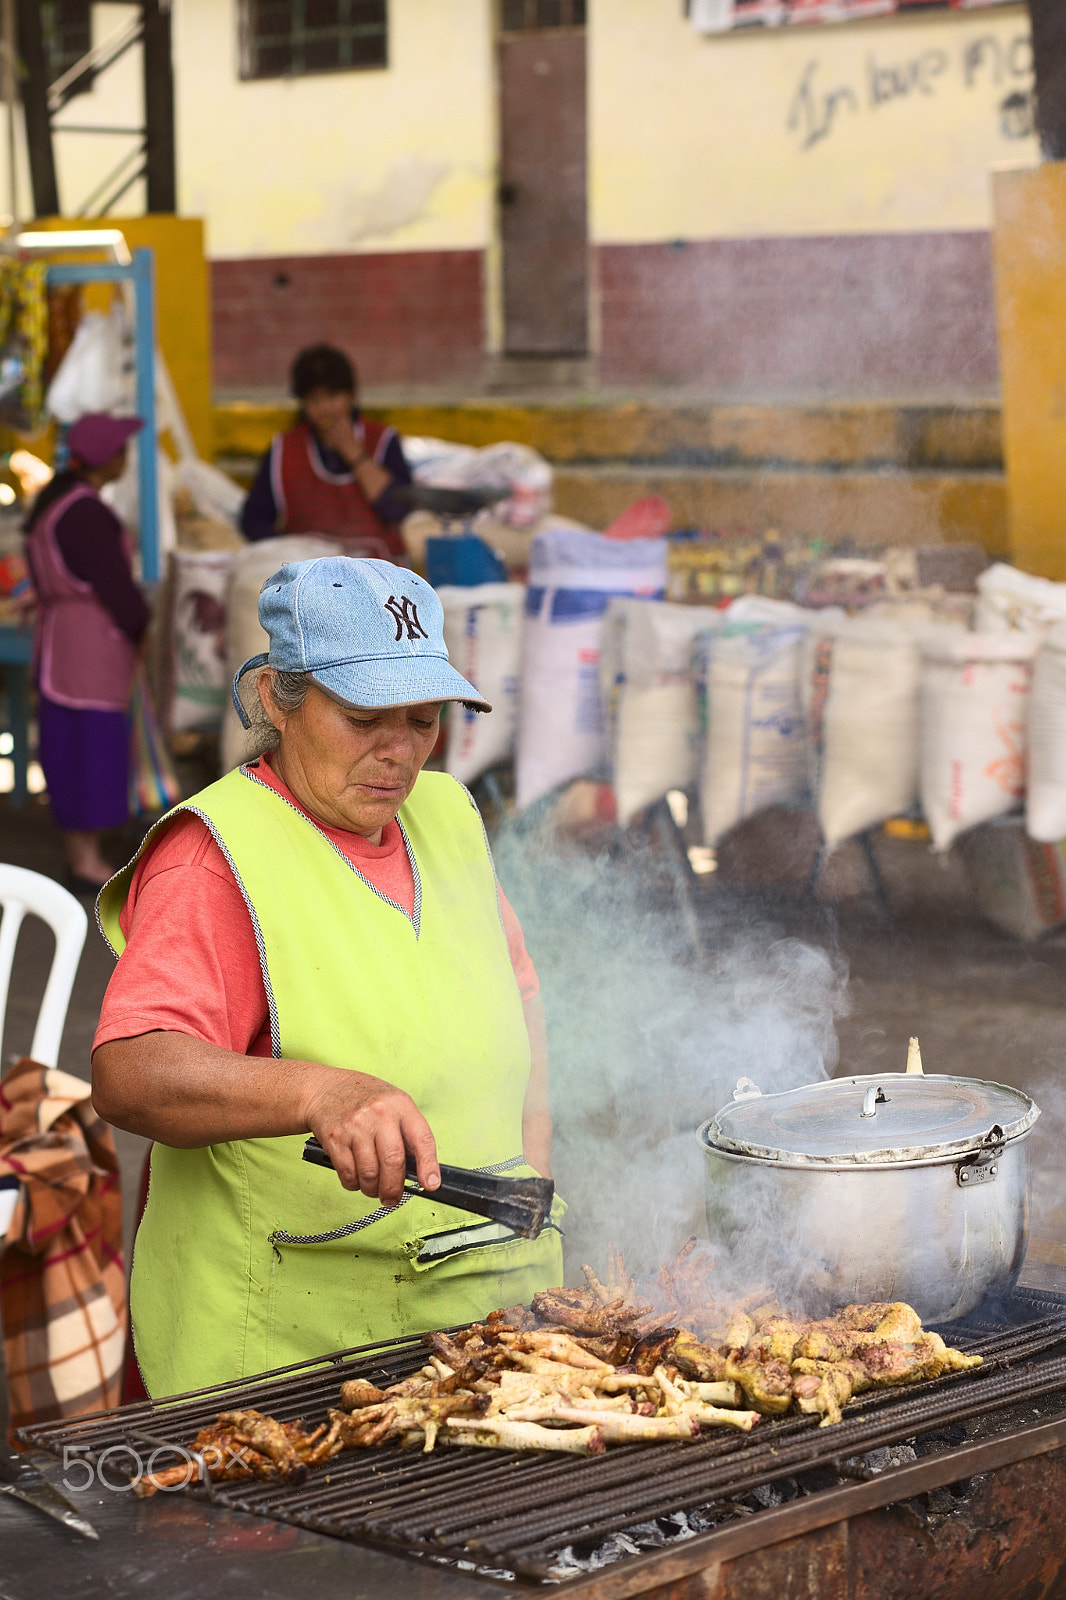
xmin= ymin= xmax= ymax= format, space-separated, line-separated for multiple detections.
xmin=700 ymin=1073 xmax=1039 ymax=1167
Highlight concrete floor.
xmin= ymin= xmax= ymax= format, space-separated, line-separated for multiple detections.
xmin=2 ymin=782 xmax=1065 ymax=1428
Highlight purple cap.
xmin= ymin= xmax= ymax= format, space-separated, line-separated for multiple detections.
xmin=67 ymin=412 xmax=143 ymax=468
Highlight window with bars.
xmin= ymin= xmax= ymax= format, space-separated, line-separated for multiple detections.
xmin=499 ymin=0 xmax=585 ymax=32
xmin=41 ymin=0 xmax=94 ymax=96
xmin=239 ymin=0 xmax=388 ymax=80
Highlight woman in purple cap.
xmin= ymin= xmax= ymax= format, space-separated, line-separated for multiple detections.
xmin=24 ymin=412 xmax=150 ymax=894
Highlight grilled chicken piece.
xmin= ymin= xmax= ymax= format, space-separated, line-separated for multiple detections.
xmin=445 ymin=1415 xmax=606 ymax=1454
xmin=748 ymin=1317 xmax=809 ymax=1363
xmin=339 ymin=1378 xmax=388 ymax=1410
xmin=423 ymin=1329 xmax=491 ymax=1386
xmin=530 ymin=1286 xmax=650 ymax=1335
xmin=791 ymin=1358 xmax=868 ymax=1426
xmin=506 ymin=1404 xmax=701 ymax=1444
xmin=628 ymin=1328 xmax=683 ymax=1376
xmin=215 ymin=1410 xmax=311 ymax=1480
xmin=666 ymin=1328 xmax=728 ymax=1382
xmin=834 ymin=1302 xmax=921 ymax=1338
xmin=499 ymin=1329 xmax=612 ymax=1370
xmin=723 ymin=1350 xmax=794 ymax=1415
xmin=723 ymin=1309 xmax=757 ymax=1352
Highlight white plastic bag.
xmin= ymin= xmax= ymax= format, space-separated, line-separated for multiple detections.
xmin=516 ymin=528 xmax=667 ymax=811
xmin=601 ymin=598 xmax=721 ymax=825
xmin=407 ymin=436 xmax=552 ymax=528
xmin=804 ymin=615 xmax=927 ymax=849
xmin=219 ymin=535 xmax=336 ymax=772
xmin=1027 ymin=622 xmax=1066 ymax=843
xmin=919 ymin=630 xmax=1038 ymax=852
xmin=438 ymin=583 xmax=525 ymax=785
xmin=45 ymin=304 xmax=133 ymax=422
xmin=974 ymin=563 xmax=1066 ymax=635
xmin=698 ymin=619 xmax=809 ymax=845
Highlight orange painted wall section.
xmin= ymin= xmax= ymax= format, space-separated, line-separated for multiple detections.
xmin=33 ymin=215 xmax=213 ymax=460
xmin=991 ymin=163 xmax=1066 ymax=579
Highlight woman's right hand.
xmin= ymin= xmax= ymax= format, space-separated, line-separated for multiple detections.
xmin=301 ymin=1065 xmax=441 ymax=1208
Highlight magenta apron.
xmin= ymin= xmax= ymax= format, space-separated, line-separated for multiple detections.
xmin=25 ymin=483 xmax=138 ymax=711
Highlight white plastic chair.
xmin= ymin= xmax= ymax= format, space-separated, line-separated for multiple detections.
xmin=0 ymin=866 xmax=88 ymax=1235
xmin=0 ymin=864 xmax=88 ymax=1069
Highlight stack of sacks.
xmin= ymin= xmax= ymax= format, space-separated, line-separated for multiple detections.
xmin=516 ymin=526 xmax=667 ymax=811
xmin=951 ymin=564 xmax=1066 ymax=936
xmin=600 ymin=597 xmax=721 ymax=826
xmin=802 ymin=613 xmax=931 ymax=850
xmin=438 ymin=584 xmax=525 ymax=786
xmin=696 ymin=598 xmax=810 ymax=845
xmin=919 ymin=630 xmax=1038 ymax=853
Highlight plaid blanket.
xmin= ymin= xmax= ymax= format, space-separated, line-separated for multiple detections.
xmin=0 ymin=1057 xmax=126 ymax=1439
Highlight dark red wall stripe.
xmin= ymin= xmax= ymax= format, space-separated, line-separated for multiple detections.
xmin=210 ymin=233 xmax=999 ymax=398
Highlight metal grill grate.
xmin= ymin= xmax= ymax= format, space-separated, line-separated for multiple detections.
xmin=20 ymin=1290 xmax=1066 ymax=1585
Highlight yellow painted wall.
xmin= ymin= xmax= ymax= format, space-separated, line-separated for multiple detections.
xmin=0 ymin=1 xmax=1031 ymax=268
xmin=173 ymin=0 xmax=495 ymax=258
xmin=30 ymin=216 xmax=213 ymax=459
xmin=590 ymin=2 xmax=1037 ymax=243
xmin=991 ymin=163 xmax=1066 ymax=580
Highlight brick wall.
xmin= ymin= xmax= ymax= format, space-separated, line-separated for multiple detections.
xmin=210 ymin=234 xmax=1000 ymax=399
xmin=211 ymin=249 xmax=485 ymax=391
xmin=596 ymin=233 xmax=999 ymax=398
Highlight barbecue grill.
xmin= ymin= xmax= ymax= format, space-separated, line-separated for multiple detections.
xmin=17 ymin=1273 xmax=1066 ymax=1599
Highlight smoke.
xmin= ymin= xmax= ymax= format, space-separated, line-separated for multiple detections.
xmin=494 ymin=819 xmax=850 ymax=1282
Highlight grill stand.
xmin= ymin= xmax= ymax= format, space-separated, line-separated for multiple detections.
xmin=10 ymin=1267 xmax=1066 ymax=1600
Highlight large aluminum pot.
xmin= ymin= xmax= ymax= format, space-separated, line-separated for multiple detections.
xmin=697 ymin=1071 xmax=1039 ymax=1324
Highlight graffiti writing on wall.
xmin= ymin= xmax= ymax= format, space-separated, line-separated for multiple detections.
xmin=787 ymin=30 xmax=1034 ymax=150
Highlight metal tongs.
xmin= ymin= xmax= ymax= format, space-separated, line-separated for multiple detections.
xmin=301 ymin=1137 xmax=554 ymax=1240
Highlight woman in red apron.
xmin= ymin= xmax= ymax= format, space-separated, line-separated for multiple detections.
xmin=239 ymin=343 xmax=413 ymax=561
xmin=23 ymin=412 xmax=149 ymax=894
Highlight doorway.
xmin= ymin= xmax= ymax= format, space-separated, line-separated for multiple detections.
xmin=497 ymin=0 xmax=588 ymax=357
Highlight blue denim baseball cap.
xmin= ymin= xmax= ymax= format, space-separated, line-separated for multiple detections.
xmin=231 ymin=556 xmax=491 ymax=727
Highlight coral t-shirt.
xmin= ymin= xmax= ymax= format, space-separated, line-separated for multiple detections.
xmin=93 ymin=757 xmax=538 ymax=1060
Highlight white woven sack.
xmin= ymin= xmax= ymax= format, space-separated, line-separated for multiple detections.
xmin=602 ymin=598 xmax=721 ymax=825
xmin=219 ymin=536 xmax=335 ymax=772
xmin=699 ymin=621 xmax=809 ymax=845
xmin=804 ymin=616 xmax=927 ymax=850
xmin=919 ymin=630 xmax=1039 ymax=852
xmin=438 ymin=583 xmax=525 ymax=785
xmin=168 ymin=550 xmax=233 ymax=734
xmin=975 ymin=563 xmax=1066 ymax=636
xmin=515 ymin=531 xmax=667 ymax=811
xmin=1028 ymin=623 xmax=1066 ymax=843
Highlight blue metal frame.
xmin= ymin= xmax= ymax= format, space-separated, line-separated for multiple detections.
xmin=46 ymin=247 xmax=159 ymax=581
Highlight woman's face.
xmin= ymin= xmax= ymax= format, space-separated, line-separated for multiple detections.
xmin=302 ymin=386 xmax=355 ymax=438
xmin=260 ymin=678 xmax=442 ymax=841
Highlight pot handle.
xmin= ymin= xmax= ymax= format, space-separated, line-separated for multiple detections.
xmin=860 ymin=1085 xmax=888 ymax=1118
xmin=732 ymin=1078 xmax=762 ymax=1102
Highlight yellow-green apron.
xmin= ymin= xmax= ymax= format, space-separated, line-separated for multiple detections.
xmin=98 ymin=764 xmax=563 ymax=1396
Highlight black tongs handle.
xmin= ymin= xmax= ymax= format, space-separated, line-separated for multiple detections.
xmin=301 ymin=1137 xmax=554 ymax=1239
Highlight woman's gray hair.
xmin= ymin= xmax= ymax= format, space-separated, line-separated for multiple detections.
xmin=243 ymin=668 xmax=313 ymax=758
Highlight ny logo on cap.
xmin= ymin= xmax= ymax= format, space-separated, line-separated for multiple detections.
xmin=384 ymin=593 xmax=429 ymax=643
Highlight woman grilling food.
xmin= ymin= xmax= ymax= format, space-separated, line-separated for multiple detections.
xmin=91 ymin=556 xmax=561 ymax=1397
